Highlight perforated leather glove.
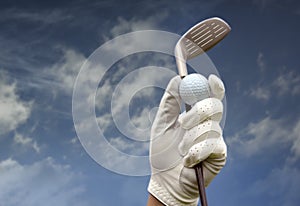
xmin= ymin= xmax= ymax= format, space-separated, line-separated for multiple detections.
xmin=148 ymin=75 xmax=227 ymax=206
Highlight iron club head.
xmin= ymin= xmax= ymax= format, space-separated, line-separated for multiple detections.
xmin=175 ymin=17 xmax=231 ymax=77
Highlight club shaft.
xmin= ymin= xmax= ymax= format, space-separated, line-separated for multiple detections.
xmin=175 ymin=47 xmax=188 ymax=77
xmin=195 ymin=163 xmax=208 ymax=206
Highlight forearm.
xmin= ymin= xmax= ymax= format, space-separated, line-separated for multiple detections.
xmin=147 ymin=194 xmax=165 ymax=206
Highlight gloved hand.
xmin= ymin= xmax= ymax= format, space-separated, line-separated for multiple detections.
xmin=148 ymin=75 xmax=227 ymax=206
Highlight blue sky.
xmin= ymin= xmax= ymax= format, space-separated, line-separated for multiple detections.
xmin=0 ymin=0 xmax=300 ymax=205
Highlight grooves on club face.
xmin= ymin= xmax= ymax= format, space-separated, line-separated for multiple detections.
xmin=177 ymin=17 xmax=231 ymax=61
xmin=174 ymin=17 xmax=231 ymax=77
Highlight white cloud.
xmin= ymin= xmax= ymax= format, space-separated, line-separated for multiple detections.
xmin=249 ymin=86 xmax=270 ymax=101
xmin=13 ymin=133 xmax=41 ymax=153
xmin=108 ymin=136 xmax=149 ymax=155
xmin=250 ymin=165 xmax=300 ymax=206
xmin=248 ymin=53 xmax=300 ymax=101
xmin=227 ymin=116 xmax=298 ymax=158
xmin=48 ymin=48 xmax=87 ymax=94
xmin=73 ymin=16 xmax=178 ymax=175
xmin=97 ymin=113 xmax=112 ymax=132
xmin=95 ymin=80 xmax=114 ymax=112
xmin=93 ymin=23 xmax=177 ymax=141
xmin=105 ymin=12 xmax=168 ymax=39
xmin=228 ymin=115 xmax=300 ymax=205
xmin=257 ymin=52 xmax=266 ymax=72
xmin=273 ymin=71 xmax=300 ymax=96
xmin=74 ymin=65 xmax=173 ymax=174
xmin=0 ymin=158 xmax=88 ymax=206
xmin=0 ymin=74 xmax=32 ymax=135
xmin=1 ymin=8 xmax=73 ymax=24
xmin=70 ymin=137 xmax=78 ymax=144
xmin=1 ymin=46 xmax=91 ymax=104
xmin=290 ymin=120 xmax=300 ymax=161
xmin=247 ymin=52 xmax=270 ymax=101
xmin=110 ymin=66 xmax=171 ymax=113
xmin=96 ymin=66 xmax=174 ymax=143
xmin=130 ymin=106 xmax=155 ymax=130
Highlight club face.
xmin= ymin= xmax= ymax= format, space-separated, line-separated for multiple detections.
xmin=175 ymin=17 xmax=231 ymax=77
xmin=183 ymin=17 xmax=231 ymax=59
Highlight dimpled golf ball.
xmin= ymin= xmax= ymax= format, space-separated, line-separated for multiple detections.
xmin=179 ymin=73 xmax=210 ymax=105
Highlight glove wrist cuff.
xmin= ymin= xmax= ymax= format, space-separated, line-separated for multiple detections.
xmin=148 ymin=178 xmax=198 ymax=206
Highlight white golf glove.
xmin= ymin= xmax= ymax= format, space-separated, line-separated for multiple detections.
xmin=148 ymin=75 xmax=227 ymax=206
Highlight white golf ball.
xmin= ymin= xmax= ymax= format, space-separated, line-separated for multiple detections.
xmin=179 ymin=73 xmax=210 ymax=105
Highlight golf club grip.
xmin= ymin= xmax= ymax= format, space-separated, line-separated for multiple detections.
xmin=181 ymin=77 xmax=208 ymax=206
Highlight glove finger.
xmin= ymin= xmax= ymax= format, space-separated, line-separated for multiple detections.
xmin=151 ymin=76 xmax=181 ymax=136
xmin=208 ymin=74 xmax=225 ymax=100
xmin=183 ymin=138 xmax=222 ymax=168
xmin=178 ymin=120 xmax=222 ymax=156
xmin=179 ymin=98 xmax=223 ymax=130
xmin=202 ymin=154 xmax=227 ymax=187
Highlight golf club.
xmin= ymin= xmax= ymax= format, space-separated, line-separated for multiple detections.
xmin=174 ymin=17 xmax=231 ymax=206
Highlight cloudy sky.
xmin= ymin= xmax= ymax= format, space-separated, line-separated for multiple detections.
xmin=0 ymin=0 xmax=300 ymax=205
